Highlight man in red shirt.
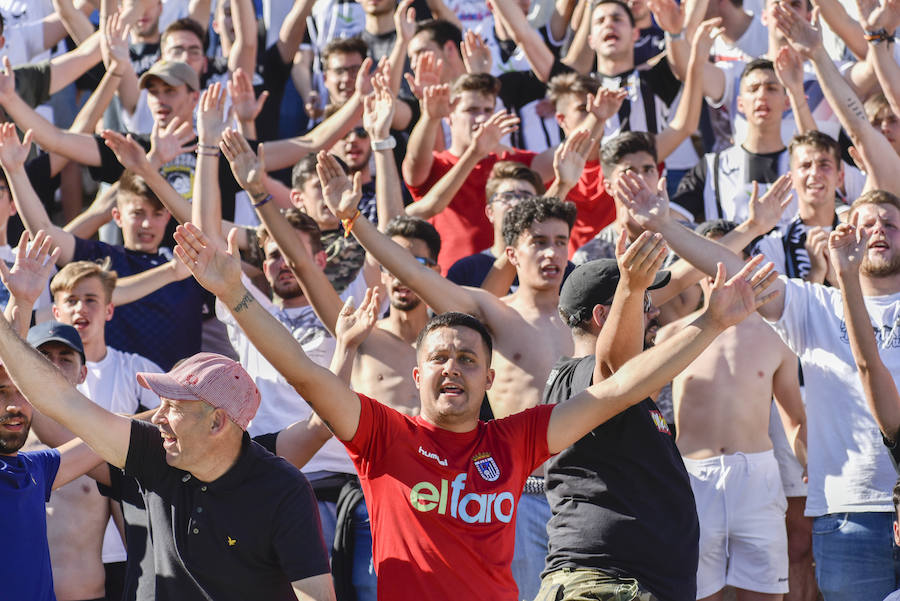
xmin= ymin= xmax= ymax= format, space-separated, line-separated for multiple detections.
xmin=173 ymin=219 xmax=779 ymax=601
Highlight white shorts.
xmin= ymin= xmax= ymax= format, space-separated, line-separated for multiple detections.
xmin=683 ymin=450 xmax=789 ymax=598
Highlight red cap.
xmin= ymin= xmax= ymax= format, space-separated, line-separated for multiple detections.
xmin=137 ymin=353 xmax=260 ymax=431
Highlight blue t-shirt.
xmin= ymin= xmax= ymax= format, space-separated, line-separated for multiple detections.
xmin=0 ymin=449 xmax=61 ymax=601
xmin=885 ymin=591 xmax=900 ymax=601
xmin=72 ymin=238 xmax=208 ymax=370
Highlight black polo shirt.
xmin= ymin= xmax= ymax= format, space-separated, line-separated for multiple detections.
xmin=124 ymin=419 xmax=329 ymax=600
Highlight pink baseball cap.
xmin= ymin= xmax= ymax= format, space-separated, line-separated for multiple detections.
xmin=137 ymin=353 xmax=260 ymax=431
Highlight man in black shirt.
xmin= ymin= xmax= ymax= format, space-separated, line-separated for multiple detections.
xmin=539 ymin=236 xmax=700 ymax=600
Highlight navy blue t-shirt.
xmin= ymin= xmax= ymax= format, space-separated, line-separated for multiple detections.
xmin=72 ymin=238 xmax=207 ymax=370
xmin=1 ymin=448 xmax=60 ymax=601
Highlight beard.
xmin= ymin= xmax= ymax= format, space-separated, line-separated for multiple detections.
xmin=271 ymin=275 xmax=304 ymax=300
xmin=861 ymin=251 xmax=900 ymax=278
xmin=0 ymin=412 xmax=31 ymax=454
xmin=390 ymin=294 xmax=422 ymax=311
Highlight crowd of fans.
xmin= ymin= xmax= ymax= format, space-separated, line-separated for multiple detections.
xmin=4 ymin=0 xmax=900 ymax=600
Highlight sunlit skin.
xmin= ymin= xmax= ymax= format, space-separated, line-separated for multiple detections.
xmin=37 ymin=342 xmax=87 ymax=387
xmin=383 ymin=237 xmax=438 ymax=311
xmin=413 ymin=326 xmax=495 ymax=432
xmin=52 ymin=277 xmax=114 ymax=352
xmin=735 ymin=69 xmax=790 ymax=128
xmin=790 ymin=145 xmax=843 ymax=214
xmin=609 ymin=151 xmax=660 ymax=239
xmin=507 ymin=218 xmax=570 ymax=291
xmin=290 ymin=177 xmax=342 ymax=231
xmin=144 ymin=77 xmax=199 ymax=129
xmin=588 ymin=3 xmax=639 ymax=60
xmin=133 ymin=0 xmax=162 ymax=40
xmin=262 ymin=232 xmax=326 ymax=308
xmin=323 ymin=52 xmax=364 ymax=105
xmin=448 ymin=91 xmax=496 ymax=154
xmin=0 ymin=366 xmax=31 ymax=455
xmin=150 ymin=397 xmax=218 ymax=470
xmin=869 ymin=106 xmax=900 ymax=156
xmin=111 ymin=195 xmax=171 ymax=253
xmin=161 ymin=30 xmax=208 ymax=77
xmin=555 ymin=93 xmax=592 ymax=135
xmin=335 ymin=129 xmax=372 ymax=173
xmin=852 ymin=203 xmax=900 ymax=277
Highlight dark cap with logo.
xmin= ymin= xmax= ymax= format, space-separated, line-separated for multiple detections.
xmin=558 ymin=259 xmax=670 ymax=328
xmin=27 ymin=320 xmax=86 ymax=364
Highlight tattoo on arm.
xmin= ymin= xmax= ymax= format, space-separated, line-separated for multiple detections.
xmin=848 ymin=94 xmax=867 ymax=121
xmin=233 ymin=292 xmax=254 ymax=313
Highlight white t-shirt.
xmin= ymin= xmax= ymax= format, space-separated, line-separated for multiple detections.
xmin=216 ymin=272 xmax=370 ymax=475
xmin=76 ymin=345 xmax=163 ymax=563
xmin=766 ymin=277 xmax=899 ymax=516
xmin=0 ymin=0 xmax=53 ymax=67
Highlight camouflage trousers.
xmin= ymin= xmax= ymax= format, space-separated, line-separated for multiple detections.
xmin=534 ymin=569 xmax=659 ymax=601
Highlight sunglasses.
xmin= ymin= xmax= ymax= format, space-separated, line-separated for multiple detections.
xmin=349 ymin=126 xmax=369 ymax=139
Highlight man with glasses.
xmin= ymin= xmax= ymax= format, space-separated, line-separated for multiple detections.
xmin=320 ymin=38 xmax=367 ymax=115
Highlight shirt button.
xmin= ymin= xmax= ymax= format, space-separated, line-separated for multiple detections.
xmin=201 ymin=485 xmax=208 ymax=492
xmin=182 ymin=474 xmax=191 ymax=482
xmin=193 ymin=528 xmax=199 ymax=534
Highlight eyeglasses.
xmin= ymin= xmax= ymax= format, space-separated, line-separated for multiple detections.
xmin=327 ymin=63 xmax=363 ymax=77
xmin=489 ymin=190 xmax=533 ymax=206
xmin=165 ymin=45 xmax=204 ymax=60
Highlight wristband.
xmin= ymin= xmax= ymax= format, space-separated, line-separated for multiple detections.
xmin=197 ymin=143 xmax=219 ymax=151
xmin=342 ymin=209 xmax=361 ymax=238
xmin=371 ymin=136 xmax=397 ymax=151
xmin=196 ymin=150 xmax=220 ymax=157
xmin=667 ymin=29 xmax=685 ymax=41
xmin=864 ymin=28 xmax=894 ymax=43
xmin=252 ymin=193 xmax=272 ymax=208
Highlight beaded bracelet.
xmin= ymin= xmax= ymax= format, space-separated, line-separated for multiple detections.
xmin=864 ymin=28 xmax=895 ymax=44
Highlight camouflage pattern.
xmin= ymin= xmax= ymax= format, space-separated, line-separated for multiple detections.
xmin=535 ymin=569 xmax=659 ymax=601
xmin=321 ymin=229 xmax=366 ymax=295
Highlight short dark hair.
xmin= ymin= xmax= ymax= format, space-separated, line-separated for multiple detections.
xmin=485 ymin=161 xmax=545 ymax=202
xmin=291 ymin=154 xmax=348 ymax=190
xmin=502 ymin=196 xmax=576 ymax=247
xmin=740 ymin=58 xmax=777 ymax=86
xmin=600 ymin=132 xmax=658 ymax=176
xmin=162 ymin=18 xmax=207 ymax=50
xmin=257 ymin=208 xmax=323 ymax=254
xmin=591 ymin=0 xmax=635 ymax=27
xmin=118 ymin=170 xmax=164 ymax=211
xmin=450 ymin=73 xmax=501 ymax=103
xmin=789 ymin=130 xmax=842 ymax=166
xmin=321 ymin=36 xmax=369 ymax=65
xmin=384 ymin=215 xmax=442 ymax=261
xmin=413 ymin=19 xmax=463 ymax=51
xmin=415 ymin=311 xmax=493 ymax=359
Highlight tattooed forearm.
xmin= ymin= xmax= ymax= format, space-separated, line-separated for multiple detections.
xmin=233 ymin=292 xmax=254 ymax=313
xmin=848 ymin=94 xmax=867 ymax=122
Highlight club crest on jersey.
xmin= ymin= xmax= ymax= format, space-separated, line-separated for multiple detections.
xmin=473 ymin=452 xmax=500 ymax=482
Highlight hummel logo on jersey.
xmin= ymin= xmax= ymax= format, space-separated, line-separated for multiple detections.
xmin=418 ymin=446 xmax=448 ymax=466
xmin=409 ymin=473 xmax=515 ymax=523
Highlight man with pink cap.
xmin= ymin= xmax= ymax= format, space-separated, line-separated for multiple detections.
xmin=0 ymin=335 xmax=337 ymax=601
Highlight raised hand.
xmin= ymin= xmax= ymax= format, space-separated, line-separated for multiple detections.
xmin=804 ymin=226 xmax=831 ymax=283
xmin=405 ymin=51 xmax=443 ymax=100
xmin=0 ymin=57 xmax=17 ymax=104
xmin=856 ymin=0 xmax=900 ymax=34
xmin=363 ymin=72 xmax=395 ymax=141
xmin=421 ymin=83 xmax=451 ymax=120
xmin=220 ymin=127 xmax=267 ymax=198
xmin=395 ymin=0 xmax=417 ymax=43
xmin=228 ymin=68 xmax=268 ymax=125
xmin=197 ymin=81 xmax=228 ymax=146
xmin=461 ymin=30 xmax=492 ymax=74
xmin=703 ymin=256 xmax=780 ymax=329
xmin=615 ymin=229 xmax=668 ymax=292
xmin=774 ymin=45 xmax=805 ymax=94
xmin=828 ymin=222 xmax=870 ymax=276
xmin=588 ymin=87 xmax=627 ymax=123
xmin=692 ymin=17 xmax=723 ymax=57
xmin=647 ymin=0 xmax=685 ymax=34
xmin=335 ymin=287 xmax=381 ymax=349
xmin=0 ymin=123 xmax=32 ymax=172
xmin=149 ymin=117 xmax=196 ymax=167
xmin=614 ymin=170 xmax=672 ymax=232
xmin=354 ymin=56 xmax=376 ymax=97
xmin=101 ymin=130 xmax=153 ymax=176
xmin=773 ymin=3 xmax=824 ymax=59
xmin=173 ymin=223 xmax=243 ymax=300
xmin=553 ymin=128 xmax=591 ymax=187
xmin=316 ymin=151 xmax=362 ymax=220
xmin=101 ymin=12 xmax=130 ymax=72
xmin=747 ymin=174 xmax=793 ymax=233
xmin=0 ymin=230 xmax=60 ymax=306
xmin=472 ymin=110 xmax=520 ymax=157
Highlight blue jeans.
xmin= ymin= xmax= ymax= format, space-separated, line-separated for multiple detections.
xmin=317 ymin=500 xmax=377 ymax=601
xmin=812 ymin=512 xmax=900 ymax=600
xmin=512 ymin=493 xmax=552 ymax=601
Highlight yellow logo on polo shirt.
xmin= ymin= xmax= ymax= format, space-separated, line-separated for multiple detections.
xmin=226 ymin=536 xmax=237 ymax=546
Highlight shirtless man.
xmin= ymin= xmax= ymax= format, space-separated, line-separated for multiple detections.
xmin=657 ymin=219 xmax=807 ymax=601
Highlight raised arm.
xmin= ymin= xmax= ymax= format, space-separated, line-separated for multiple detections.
xmin=0 ymin=125 xmax=76 ymax=264
xmin=815 ymin=0 xmax=868 ymax=59
xmin=0 ymin=230 xmax=60 ymax=336
xmin=47 ymin=30 xmax=102 ymax=96
xmin=0 ymin=58 xmax=101 ymax=167
xmin=594 ymin=231 xmax=668 ymax=382
xmin=52 ymin=0 xmax=97 ymax=44
xmin=112 ymin=258 xmax=192 ymax=306
xmin=488 ymin=0 xmax=556 ymax=81
xmin=364 ymin=72 xmax=405 ymax=230
xmin=547 ymin=256 xmax=779 ymax=453
xmin=402 ymin=79 xmax=446 ymax=187
xmin=173 ymin=224 xmax=363 ymax=442
xmin=830 ymin=222 xmax=900 ymax=439
xmin=856 ymin=0 xmax=900 ymax=116
xmin=775 ymin=2 xmax=900 ymax=194
xmin=229 ymin=0 xmax=259 ymax=76
xmin=319 ymin=152 xmax=491 ymax=318
xmin=774 ymin=45 xmax=817 ymax=134
xmin=616 ymin=169 xmax=788 ymax=320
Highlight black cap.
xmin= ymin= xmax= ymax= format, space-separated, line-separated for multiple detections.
xmin=27 ymin=321 xmax=86 ymax=364
xmin=558 ymin=259 xmax=671 ymax=328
